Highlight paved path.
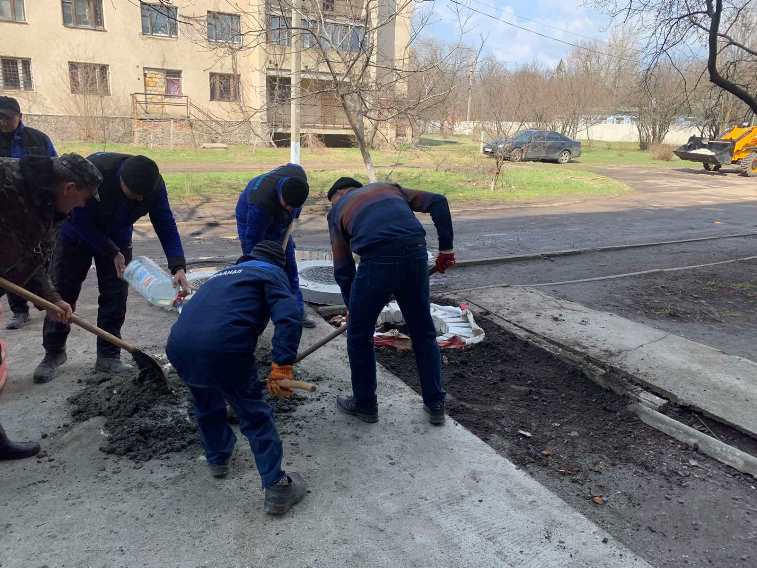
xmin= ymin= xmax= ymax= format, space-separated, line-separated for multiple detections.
xmin=0 ymin=286 xmax=650 ymax=567
xmin=457 ymin=286 xmax=757 ymax=438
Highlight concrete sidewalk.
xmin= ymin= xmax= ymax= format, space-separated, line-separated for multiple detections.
xmin=456 ymin=286 xmax=757 ymax=439
xmin=0 ymin=292 xmax=649 ymax=567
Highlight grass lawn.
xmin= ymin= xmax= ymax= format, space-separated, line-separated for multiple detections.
xmin=60 ymin=135 xmax=673 ymax=204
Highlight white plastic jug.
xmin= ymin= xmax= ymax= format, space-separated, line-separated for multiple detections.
xmin=123 ymin=256 xmax=177 ymax=308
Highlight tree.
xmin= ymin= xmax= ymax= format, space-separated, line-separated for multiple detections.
xmin=596 ymin=0 xmax=757 ymax=115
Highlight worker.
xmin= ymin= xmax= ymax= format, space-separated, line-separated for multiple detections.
xmin=33 ymin=153 xmax=191 ymax=383
xmin=0 ymin=153 xmax=101 ymax=459
xmin=326 ymin=177 xmax=456 ymax=425
xmin=166 ymin=240 xmax=306 ymax=515
xmin=0 ymin=96 xmax=57 ymax=330
xmin=235 ymin=163 xmax=314 ymax=328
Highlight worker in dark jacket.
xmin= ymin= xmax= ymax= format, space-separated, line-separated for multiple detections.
xmin=33 ymin=153 xmax=191 ymax=383
xmin=0 ymin=96 xmax=58 ymax=330
xmin=0 ymin=153 xmax=101 ymax=460
xmin=166 ymin=241 xmax=306 ymax=516
xmin=326 ymin=177 xmax=456 ymax=426
xmin=235 ymin=163 xmax=314 ymax=328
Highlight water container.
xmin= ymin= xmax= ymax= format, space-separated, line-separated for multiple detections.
xmin=123 ymin=256 xmax=177 ymax=308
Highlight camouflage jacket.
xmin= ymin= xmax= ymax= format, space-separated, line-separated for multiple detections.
xmin=0 ymin=157 xmax=64 ymax=303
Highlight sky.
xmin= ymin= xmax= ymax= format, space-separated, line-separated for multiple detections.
xmin=422 ymin=0 xmax=616 ymax=69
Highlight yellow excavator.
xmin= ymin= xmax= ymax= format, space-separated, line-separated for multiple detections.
xmin=674 ymin=124 xmax=757 ymax=176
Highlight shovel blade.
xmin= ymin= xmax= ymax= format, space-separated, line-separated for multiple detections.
xmin=130 ymin=349 xmax=168 ymax=385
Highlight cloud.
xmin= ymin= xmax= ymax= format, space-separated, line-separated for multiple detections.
xmin=422 ymin=0 xmax=612 ymax=68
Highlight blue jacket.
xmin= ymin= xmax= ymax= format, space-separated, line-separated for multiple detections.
xmin=235 ymin=164 xmax=306 ymax=264
xmin=59 ymin=152 xmax=186 ymax=272
xmin=166 ymin=260 xmax=302 ymax=387
xmin=2 ymin=122 xmax=57 ymax=159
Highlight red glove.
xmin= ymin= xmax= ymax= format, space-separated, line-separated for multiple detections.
xmin=266 ymin=363 xmax=295 ymax=398
xmin=435 ymin=251 xmax=456 ymax=274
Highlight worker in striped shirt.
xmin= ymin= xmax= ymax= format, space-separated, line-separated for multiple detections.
xmin=326 ymin=177 xmax=456 ymax=426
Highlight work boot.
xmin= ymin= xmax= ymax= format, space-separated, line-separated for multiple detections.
xmin=264 ymin=472 xmax=306 ymax=515
xmin=336 ymin=396 xmax=378 ymax=423
xmin=0 ymin=424 xmax=40 ymax=461
xmin=33 ymin=351 xmax=67 ymax=384
xmin=94 ymin=356 xmax=133 ymax=375
xmin=424 ymin=401 xmax=446 ymax=426
xmin=302 ymin=316 xmax=316 ymax=329
xmin=5 ymin=312 xmax=30 ymax=330
xmin=208 ymin=461 xmax=230 ymax=479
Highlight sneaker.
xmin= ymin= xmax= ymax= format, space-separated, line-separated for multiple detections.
xmin=94 ymin=357 xmax=133 ymax=375
xmin=264 ymin=472 xmax=306 ymax=515
xmin=302 ymin=316 xmax=317 ymax=329
xmin=5 ymin=312 xmax=30 ymax=330
xmin=336 ymin=396 xmax=378 ymax=423
xmin=33 ymin=351 xmax=67 ymax=384
xmin=208 ymin=461 xmax=230 ymax=479
xmin=424 ymin=401 xmax=446 ymax=426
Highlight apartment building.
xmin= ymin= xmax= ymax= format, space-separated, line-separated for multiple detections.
xmin=0 ymin=0 xmax=410 ymax=145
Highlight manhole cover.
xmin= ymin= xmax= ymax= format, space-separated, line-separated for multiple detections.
xmin=298 ymin=260 xmax=342 ymax=305
xmin=300 ymin=265 xmax=336 ymax=285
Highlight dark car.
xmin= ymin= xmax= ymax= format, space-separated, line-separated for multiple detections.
xmin=482 ymin=130 xmax=581 ymax=164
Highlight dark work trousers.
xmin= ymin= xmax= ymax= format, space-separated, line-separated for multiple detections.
xmin=6 ymin=293 xmax=29 ymax=316
xmin=166 ymin=329 xmax=285 ymax=487
xmin=42 ymin=235 xmax=132 ymax=359
xmin=347 ymin=238 xmax=445 ymax=410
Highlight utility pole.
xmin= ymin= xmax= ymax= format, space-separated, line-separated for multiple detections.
xmin=290 ymin=0 xmax=302 ymax=164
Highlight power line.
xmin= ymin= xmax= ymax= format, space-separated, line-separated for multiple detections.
xmin=445 ymin=0 xmax=640 ymax=63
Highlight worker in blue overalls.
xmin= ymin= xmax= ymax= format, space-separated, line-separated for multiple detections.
xmin=235 ymin=163 xmax=314 ymax=328
xmin=166 ymin=241 xmax=306 ymax=516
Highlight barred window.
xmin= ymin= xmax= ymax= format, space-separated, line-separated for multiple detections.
xmin=141 ymin=2 xmax=178 ymax=37
xmin=268 ymin=15 xmax=290 ymax=46
xmin=0 ymin=57 xmax=32 ymax=91
xmin=0 ymin=0 xmax=25 ymax=22
xmin=207 ymin=11 xmax=241 ymax=44
xmin=62 ymin=0 xmax=104 ymax=29
xmin=69 ymin=62 xmax=110 ymax=95
xmin=209 ymin=72 xmax=239 ymax=102
xmin=322 ymin=0 xmax=334 ymax=11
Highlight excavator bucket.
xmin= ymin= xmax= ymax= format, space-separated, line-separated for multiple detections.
xmin=674 ymin=136 xmax=733 ymax=167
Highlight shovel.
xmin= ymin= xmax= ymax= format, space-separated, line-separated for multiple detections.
xmin=0 ymin=276 xmax=167 ymax=383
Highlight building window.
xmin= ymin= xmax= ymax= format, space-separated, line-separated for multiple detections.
xmin=69 ymin=62 xmax=109 ymax=95
xmin=207 ymin=11 xmax=241 ymax=44
xmin=322 ymin=0 xmax=334 ymax=11
xmin=144 ymin=68 xmax=182 ymax=95
xmin=0 ymin=57 xmax=32 ymax=90
xmin=62 ymin=0 xmax=104 ymax=29
xmin=308 ymin=21 xmax=365 ymax=52
xmin=209 ymin=73 xmax=239 ymax=102
xmin=0 ymin=0 xmax=25 ymax=22
xmin=141 ymin=2 xmax=177 ymax=37
xmin=268 ymin=15 xmax=290 ymax=46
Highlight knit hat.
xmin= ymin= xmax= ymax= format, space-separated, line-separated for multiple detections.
xmin=327 ymin=177 xmax=362 ymax=201
xmin=54 ymin=154 xmax=102 ymax=200
xmin=0 ymin=96 xmax=21 ymax=115
xmin=251 ymin=240 xmax=286 ymax=268
xmin=121 ymin=155 xmax=160 ymax=197
xmin=281 ymin=177 xmax=309 ymax=208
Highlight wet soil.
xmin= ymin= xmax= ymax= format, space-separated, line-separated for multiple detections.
xmin=67 ymin=349 xmax=320 ymax=462
xmin=376 ymin=316 xmax=757 ymax=568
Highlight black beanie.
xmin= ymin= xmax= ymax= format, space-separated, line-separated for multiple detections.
xmin=251 ymin=240 xmax=286 ymax=268
xmin=281 ymin=177 xmax=309 ymax=208
xmin=327 ymin=177 xmax=362 ymax=201
xmin=121 ymin=155 xmax=160 ymax=197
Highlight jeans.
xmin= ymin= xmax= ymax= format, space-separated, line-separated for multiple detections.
xmin=42 ymin=236 xmax=132 ymax=359
xmin=347 ymin=239 xmax=445 ymax=409
xmin=6 ymin=293 xmax=28 ymax=316
xmin=186 ymin=373 xmax=284 ymax=488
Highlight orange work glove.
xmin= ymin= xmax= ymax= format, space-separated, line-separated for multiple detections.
xmin=435 ymin=251 xmax=456 ymax=274
xmin=266 ymin=363 xmax=295 ymax=398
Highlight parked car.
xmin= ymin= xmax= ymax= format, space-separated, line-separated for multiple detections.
xmin=482 ymin=130 xmax=581 ymax=164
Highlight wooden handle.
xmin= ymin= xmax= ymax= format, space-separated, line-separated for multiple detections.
xmin=278 ymin=379 xmax=317 ymax=392
xmin=0 ymin=276 xmax=137 ymax=353
xmin=295 ymin=323 xmax=348 ymax=363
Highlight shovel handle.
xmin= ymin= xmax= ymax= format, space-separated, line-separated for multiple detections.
xmin=295 ymin=323 xmax=348 ymax=363
xmin=0 ymin=276 xmax=136 ymax=353
xmin=278 ymin=379 xmax=317 ymax=392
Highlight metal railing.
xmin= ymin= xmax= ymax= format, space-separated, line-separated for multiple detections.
xmin=131 ymin=93 xmax=190 ymax=119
